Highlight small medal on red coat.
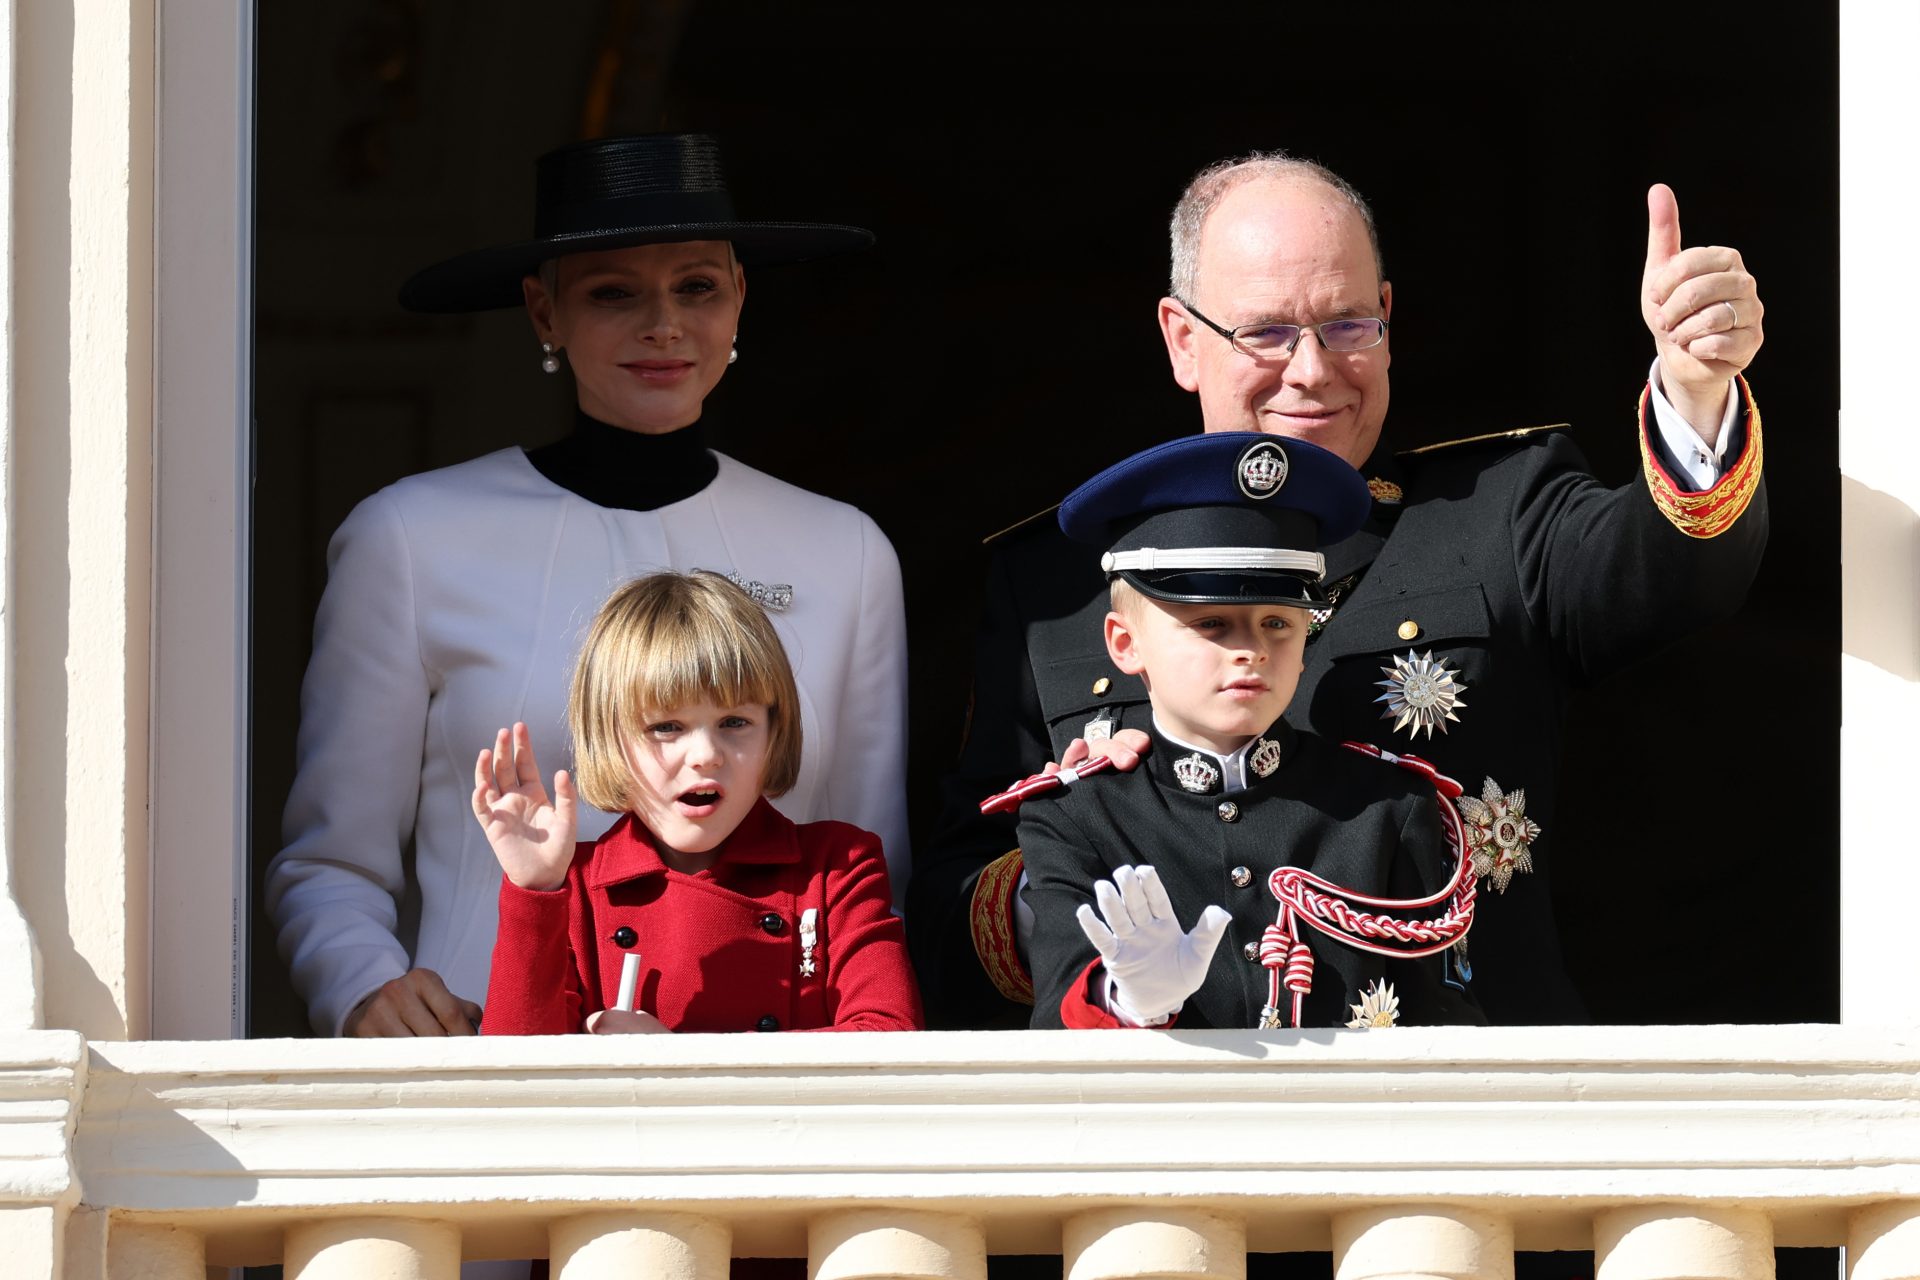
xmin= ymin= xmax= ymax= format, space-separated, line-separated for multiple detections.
xmin=798 ymin=908 xmax=819 ymax=978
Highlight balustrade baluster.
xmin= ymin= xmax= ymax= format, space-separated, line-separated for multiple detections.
xmin=1594 ymin=1206 xmax=1772 ymax=1280
xmin=283 ymin=1218 xmax=459 ymax=1280
xmin=1333 ymin=1206 xmax=1513 ymax=1280
xmin=810 ymin=1208 xmax=986 ymax=1280
xmin=1850 ymin=1202 xmax=1920 ymax=1280
xmin=550 ymin=1211 xmax=730 ymax=1280
xmin=1063 ymin=1208 xmax=1246 ymax=1280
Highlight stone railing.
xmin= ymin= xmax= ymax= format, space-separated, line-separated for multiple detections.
xmin=7 ymin=1026 xmax=1920 ymax=1277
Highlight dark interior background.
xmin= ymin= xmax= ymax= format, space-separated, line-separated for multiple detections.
xmin=250 ymin=1 xmax=1839 ymax=1036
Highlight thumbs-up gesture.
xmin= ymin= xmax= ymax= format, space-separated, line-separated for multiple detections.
xmin=1641 ymin=183 xmax=1764 ymax=433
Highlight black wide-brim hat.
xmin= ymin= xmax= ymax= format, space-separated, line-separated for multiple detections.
xmin=398 ymin=133 xmax=875 ymax=313
xmin=1058 ymin=432 xmax=1371 ymax=607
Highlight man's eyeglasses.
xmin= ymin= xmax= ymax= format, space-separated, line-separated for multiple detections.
xmin=1178 ymin=299 xmax=1389 ymax=358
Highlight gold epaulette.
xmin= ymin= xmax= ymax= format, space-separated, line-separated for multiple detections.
xmin=1637 ymin=375 xmax=1762 ymax=539
xmin=982 ymin=505 xmax=1061 ymax=546
xmin=1396 ymin=423 xmax=1573 ymax=458
xmin=971 ymin=849 xmax=1035 ymax=1005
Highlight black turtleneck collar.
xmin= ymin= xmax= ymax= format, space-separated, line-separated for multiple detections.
xmin=524 ymin=409 xmax=719 ymax=512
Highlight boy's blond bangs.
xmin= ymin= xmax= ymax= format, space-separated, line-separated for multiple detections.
xmin=569 ymin=572 xmax=802 ymax=811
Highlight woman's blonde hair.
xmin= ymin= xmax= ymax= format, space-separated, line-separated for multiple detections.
xmin=568 ymin=571 xmax=802 ymax=811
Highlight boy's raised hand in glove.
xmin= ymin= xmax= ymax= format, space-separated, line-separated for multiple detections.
xmin=1076 ymin=864 xmax=1231 ymax=1024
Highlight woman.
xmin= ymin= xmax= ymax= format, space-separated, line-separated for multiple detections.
xmin=266 ymin=133 xmax=909 ymax=1038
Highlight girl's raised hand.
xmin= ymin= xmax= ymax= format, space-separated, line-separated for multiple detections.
xmin=471 ymin=722 xmax=577 ymax=891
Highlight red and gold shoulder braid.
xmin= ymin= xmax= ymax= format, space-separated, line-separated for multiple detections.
xmin=1637 ymin=374 xmax=1763 ymax=539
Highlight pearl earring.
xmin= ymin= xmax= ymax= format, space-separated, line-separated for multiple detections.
xmin=540 ymin=342 xmax=560 ymax=375
xmin=728 ymin=335 xmax=739 ymax=366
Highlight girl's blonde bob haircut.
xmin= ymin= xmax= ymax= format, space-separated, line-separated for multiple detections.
xmin=568 ymin=571 xmax=803 ymax=812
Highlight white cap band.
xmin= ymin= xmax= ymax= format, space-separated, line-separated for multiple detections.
xmin=1100 ymin=546 xmax=1326 ymax=577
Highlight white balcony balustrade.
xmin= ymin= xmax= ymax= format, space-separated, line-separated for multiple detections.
xmin=1 ymin=1027 xmax=1919 ymax=1277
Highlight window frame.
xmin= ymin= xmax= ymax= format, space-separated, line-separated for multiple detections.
xmin=149 ymin=0 xmax=254 ymax=1040
xmin=143 ymin=3 xmax=1918 ymax=1038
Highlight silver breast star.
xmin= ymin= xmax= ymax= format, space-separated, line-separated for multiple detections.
xmin=1374 ymin=649 xmax=1468 ymax=739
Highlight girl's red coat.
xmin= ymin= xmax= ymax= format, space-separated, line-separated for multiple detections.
xmin=481 ymin=798 xmax=922 ymax=1035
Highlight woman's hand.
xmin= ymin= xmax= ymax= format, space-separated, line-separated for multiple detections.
xmin=344 ymin=968 xmax=482 ymax=1037
xmin=585 ymin=1008 xmax=673 ymax=1035
xmin=471 ymin=722 xmax=578 ymax=891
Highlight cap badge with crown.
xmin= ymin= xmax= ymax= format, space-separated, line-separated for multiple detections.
xmin=1237 ymin=440 xmax=1290 ymax=498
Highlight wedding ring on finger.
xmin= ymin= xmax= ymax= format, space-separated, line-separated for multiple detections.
xmin=1723 ymin=299 xmax=1739 ymax=329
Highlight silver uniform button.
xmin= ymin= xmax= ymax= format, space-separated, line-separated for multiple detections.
xmin=1231 ymin=865 xmax=1253 ymax=888
xmin=1217 ymin=801 xmax=1240 ymax=822
xmin=1242 ymin=941 xmax=1261 ymax=962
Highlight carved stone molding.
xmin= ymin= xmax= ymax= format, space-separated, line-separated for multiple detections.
xmin=61 ymin=1027 xmax=1920 ymax=1265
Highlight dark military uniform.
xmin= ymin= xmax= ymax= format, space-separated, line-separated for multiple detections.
xmin=908 ymin=386 xmax=1766 ymax=1029
xmin=1023 ymin=719 xmax=1481 ymax=1030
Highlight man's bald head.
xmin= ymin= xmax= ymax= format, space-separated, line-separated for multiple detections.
xmin=1157 ymin=155 xmax=1395 ymax=465
xmin=1168 ymin=152 xmax=1384 ymax=302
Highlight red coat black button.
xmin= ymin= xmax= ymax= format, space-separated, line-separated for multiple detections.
xmin=756 ymin=1015 xmax=781 ymax=1032
xmin=611 ymin=926 xmax=637 ymax=948
xmin=759 ymin=913 xmax=786 ymax=936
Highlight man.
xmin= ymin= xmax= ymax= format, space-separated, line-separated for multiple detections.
xmin=907 ymin=153 xmax=1765 ymax=1029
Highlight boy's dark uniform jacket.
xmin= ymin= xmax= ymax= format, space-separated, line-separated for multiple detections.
xmin=909 ymin=384 xmax=1767 ymax=1029
xmin=1022 ymin=721 xmax=1483 ymax=1030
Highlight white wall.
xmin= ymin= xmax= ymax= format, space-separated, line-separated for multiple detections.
xmin=1840 ymin=1 xmax=1920 ymax=1025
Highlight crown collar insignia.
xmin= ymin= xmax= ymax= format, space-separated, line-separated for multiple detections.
xmin=1173 ymin=752 xmax=1222 ymax=794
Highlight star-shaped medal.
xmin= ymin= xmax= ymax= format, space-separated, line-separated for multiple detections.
xmin=1455 ymin=777 xmax=1541 ymax=893
xmin=1374 ymin=649 xmax=1468 ymax=739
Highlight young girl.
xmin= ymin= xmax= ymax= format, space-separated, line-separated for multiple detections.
xmin=474 ymin=571 xmax=922 ymax=1036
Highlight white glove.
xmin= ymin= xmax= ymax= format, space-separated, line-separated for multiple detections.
xmin=1075 ymin=864 xmax=1232 ymax=1024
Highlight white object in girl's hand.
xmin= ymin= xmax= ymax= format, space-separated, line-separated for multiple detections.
xmin=615 ymin=952 xmax=642 ymax=1013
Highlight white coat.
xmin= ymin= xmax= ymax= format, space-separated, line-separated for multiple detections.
xmin=266 ymin=447 xmax=910 ymax=1035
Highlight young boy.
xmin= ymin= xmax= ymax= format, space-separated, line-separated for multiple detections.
xmin=1019 ymin=432 xmax=1481 ymax=1031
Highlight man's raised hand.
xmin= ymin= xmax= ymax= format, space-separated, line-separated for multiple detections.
xmin=471 ymin=721 xmax=578 ymax=892
xmin=1642 ymin=183 xmax=1765 ymax=435
xmin=1058 ymin=727 xmax=1152 ymax=775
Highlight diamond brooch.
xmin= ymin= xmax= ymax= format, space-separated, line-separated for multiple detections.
xmin=723 ymin=572 xmax=794 ymax=612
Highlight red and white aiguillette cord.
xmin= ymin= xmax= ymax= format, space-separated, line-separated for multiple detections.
xmin=1259 ymin=743 xmax=1476 ymax=1029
